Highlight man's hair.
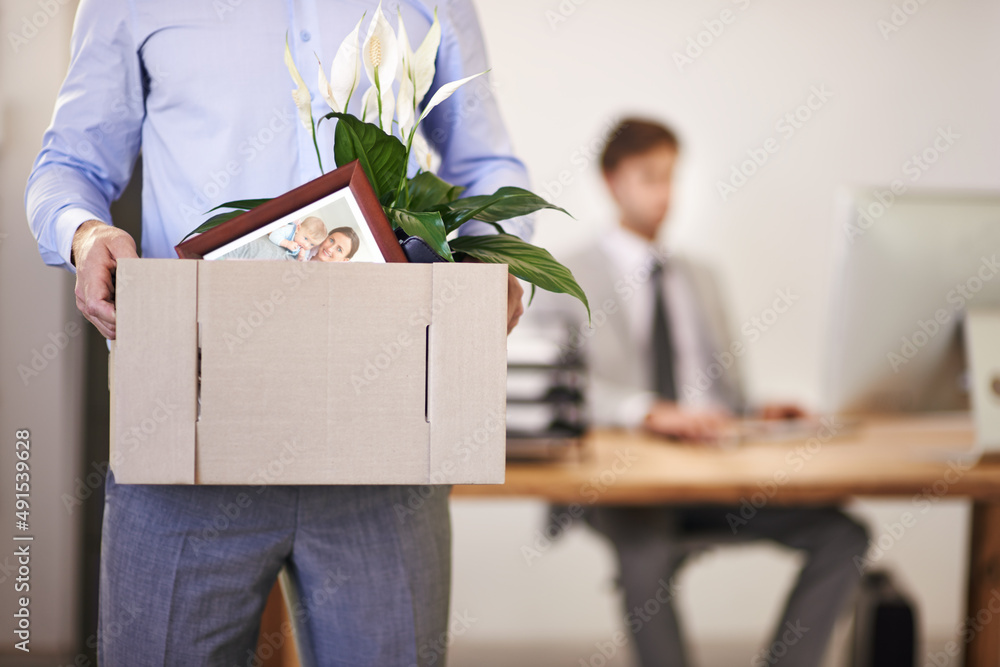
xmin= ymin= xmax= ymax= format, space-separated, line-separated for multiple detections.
xmin=601 ymin=118 xmax=680 ymax=174
xmin=298 ymin=216 xmax=327 ymax=239
xmin=328 ymin=226 xmax=360 ymax=259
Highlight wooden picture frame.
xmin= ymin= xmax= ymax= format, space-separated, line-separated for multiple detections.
xmin=174 ymin=160 xmax=407 ymax=263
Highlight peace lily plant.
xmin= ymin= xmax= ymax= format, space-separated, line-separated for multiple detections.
xmin=185 ymin=2 xmax=589 ymax=319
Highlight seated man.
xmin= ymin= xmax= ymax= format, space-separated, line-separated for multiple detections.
xmin=530 ymin=118 xmax=869 ymax=666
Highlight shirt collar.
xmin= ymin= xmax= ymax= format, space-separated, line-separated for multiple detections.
xmin=604 ymin=223 xmax=670 ymax=279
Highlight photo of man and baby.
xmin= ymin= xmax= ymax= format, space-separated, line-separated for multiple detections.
xmin=208 ymin=191 xmax=383 ymax=263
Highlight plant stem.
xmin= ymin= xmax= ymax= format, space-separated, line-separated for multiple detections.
xmin=311 ymin=120 xmax=324 ymax=174
xmin=374 ymin=69 xmax=383 ymax=132
xmin=393 ymin=126 xmax=418 ymax=208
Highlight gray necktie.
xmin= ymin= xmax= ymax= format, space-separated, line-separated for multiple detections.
xmin=651 ymin=261 xmax=677 ymax=401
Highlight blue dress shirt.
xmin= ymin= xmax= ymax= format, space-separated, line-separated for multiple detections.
xmin=25 ymin=0 xmax=533 ymax=273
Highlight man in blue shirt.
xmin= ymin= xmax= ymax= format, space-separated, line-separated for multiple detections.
xmin=25 ymin=1 xmax=530 ymax=664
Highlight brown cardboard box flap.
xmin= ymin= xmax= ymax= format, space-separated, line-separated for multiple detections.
xmin=112 ymin=259 xmax=198 ymax=483
xmin=427 ymin=262 xmax=508 ymax=483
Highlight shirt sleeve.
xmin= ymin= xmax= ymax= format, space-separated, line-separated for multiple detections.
xmin=588 ymin=377 xmax=658 ymax=429
xmin=420 ymin=0 xmax=534 ymax=242
xmin=268 ymin=224 xmax=292 ymax=246
xmin=24 ymin=0 xmax=144 ymax=274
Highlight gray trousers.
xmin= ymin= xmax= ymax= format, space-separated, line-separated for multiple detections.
xmin=99 ymin=468 xmax=452 ymax=666
xmin=583 ymin=505 xmax=869 ymax=667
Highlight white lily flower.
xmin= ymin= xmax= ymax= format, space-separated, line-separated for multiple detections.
xmin=360 ymin=85 xmax=375 ymax=123
xmin=397 ymin=9 xmax=441 ymax=141
xmin=284 ymin=37 xmax=313 ymax=131
xmin=318 ymin=62 xmax=335 ymax=113
xmin=417 ymin=70 xmax=487 ymax=125
xmin=396 ymin=13 xmax=416 ymax=140
xmin=319 ymin=15 xmax=364 ymax=114
xmin=410 ymin=10 xmax=441 ymax=105
xmin=397 ymin=71 xmax=416 ymax=141
xmin=360 ymin=83 xmax=395 ymax=132
xmin=411 ymin=128 xmax=437 ymax=172
xmin=361 ymin=1 xmax=398 ymax=131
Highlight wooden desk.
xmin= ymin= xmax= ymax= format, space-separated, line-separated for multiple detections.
xmin=453 ymin=413 xmax=1000 ymax=667
xmin=455 ymin=413 xmax=994 ymax=504
xmin=262 ymin=414 xmax=1000 ymax=667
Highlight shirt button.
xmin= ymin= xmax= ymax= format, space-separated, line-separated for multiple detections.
xmin=300 ymin=30 xmax=311 ymax=42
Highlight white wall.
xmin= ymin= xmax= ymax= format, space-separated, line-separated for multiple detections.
xmin=450 ymin=0 xmax=998 ymax=656
xmin=0 ymin=0 xmax=84 ymax=657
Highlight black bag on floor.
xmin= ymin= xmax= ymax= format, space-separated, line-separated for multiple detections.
xmin=851 ymin=570 xmax=918 ymax=667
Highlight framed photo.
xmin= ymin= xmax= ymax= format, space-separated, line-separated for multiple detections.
xmin=175 ymin=160 xmax=407 ymax=263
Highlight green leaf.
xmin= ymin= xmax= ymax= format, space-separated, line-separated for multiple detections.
xmin=206 ymin=198 xmax=272 ymax=213
xmin=178 ymin=210 xmax=245 ymax=242
xmin=435 ymin=186 xmax=572 ymax=234
xmin=385 ymin=208 xmax=453 ymax=262
xmin=322 ymin=112 xmax=406 ymax=204
xmin=178 ymin=198 xmax=271 ymax=242
xmin=450 ymin=234 xmax=590 ymax=323
xmin=406 ymin=171 xmax=465 ymax=211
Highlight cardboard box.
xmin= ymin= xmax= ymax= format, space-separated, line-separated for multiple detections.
xmin=109 ymin=258 xmax=508 ymax=485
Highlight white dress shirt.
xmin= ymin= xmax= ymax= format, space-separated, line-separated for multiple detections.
xmin=600 ymin=225 xmax=728 ymax=425
xmin=26 ymin=0 xmax=533 ymax=275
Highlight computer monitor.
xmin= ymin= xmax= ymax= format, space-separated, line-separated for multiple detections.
xmin=824 ymin=188 xmax=1000 ymax=414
